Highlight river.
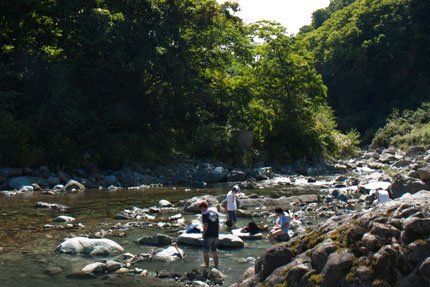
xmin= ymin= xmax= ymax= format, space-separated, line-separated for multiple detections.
xmin=0 ymin=182 xmax=326 ymax=286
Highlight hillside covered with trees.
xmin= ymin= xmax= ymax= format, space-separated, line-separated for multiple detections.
xmin=300 ymin=0 xmax=430 ymax=143
xmin=1 ymin=0 xmax=428 ymax=170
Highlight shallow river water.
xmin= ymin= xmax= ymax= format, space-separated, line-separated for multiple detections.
xmin=0 ymin=183 xmax=324 ymax=287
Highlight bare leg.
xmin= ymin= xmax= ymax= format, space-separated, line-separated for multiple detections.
xmin=203 ymin=252 xmax=209 ymax=267
xmin=212 ymin=252 xmax=219 ymax=267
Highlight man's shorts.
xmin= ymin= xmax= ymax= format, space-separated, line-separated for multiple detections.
xmin=203 ymin=237 xmax=218 ymax=252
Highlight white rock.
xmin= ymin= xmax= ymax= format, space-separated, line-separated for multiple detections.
xmin=159 ymin=199 xmax=172 ymax=207
xmin=56 ymin=237 xmax=124 ymax=255
xmin=153 ymin=246 xmax=184 ymax=262
xmin=55 ymin=215 xmax=76 ymax=223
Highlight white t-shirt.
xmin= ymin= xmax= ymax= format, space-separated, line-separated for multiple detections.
xmin=226 ymin=190 xmax=237 ymax=211
xmin=377 ymin=190 xmax=389 ymax=204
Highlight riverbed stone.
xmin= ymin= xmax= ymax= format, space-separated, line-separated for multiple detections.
xmin=55 ymin=215 xmax=76 ymax=223
xmin=56 ymin=237 xmax=124 ymax=255
xmin=159 ymin=199 xmax=172 ymax=207
xmin=137 ymin=234 xmax=172 ymax=246
xmin=65 ymin=179 xmax=86 ymax=192
xmin=45 ymin=266 xmax=62 ymax=275
xmin=320 ymin=250 xmax=354 ymax=286
xmin=177 ymin=233 xmax=244 ymax=248
xmin=182 ymin=195 xmax=219 ymax=213
xmin=390 ymin=174 xmax=427 ymax=198
xmin=227 ymin=170 xmax=247 ymax=182
xmin=153 ymin=246 xmax=184 ymax=262
xmin=417 ymin=167 xmax=430 ymax=181
xmin=82 ymin=262 xmax=107 ymax=274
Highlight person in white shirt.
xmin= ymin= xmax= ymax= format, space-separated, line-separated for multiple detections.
xmin=377 ymin=189 xmax=390 ymax=204
xmin=225 ymin=185 xmax=240 ymax=228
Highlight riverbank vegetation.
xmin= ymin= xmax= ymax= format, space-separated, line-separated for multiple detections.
xmin=1 ymin=0 xmax=428 ymax=169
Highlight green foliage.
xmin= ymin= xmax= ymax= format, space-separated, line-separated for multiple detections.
xmin=372 ymin=102 xmax=430 ymax=149
xmin=0 ymin=0 xmax=357 ymax=168
xmin=300 ymin=0 xmax=430 ymax=144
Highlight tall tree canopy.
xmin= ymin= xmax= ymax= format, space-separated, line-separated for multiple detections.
xmin=0 ymin=0 xmax=356 ymax=169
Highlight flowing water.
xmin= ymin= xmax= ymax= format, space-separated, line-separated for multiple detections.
xmin=0 ymin=183 xmax=325 ymax=287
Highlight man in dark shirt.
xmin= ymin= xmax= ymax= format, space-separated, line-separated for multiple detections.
xmin=199 ymin=201 xmax=219 ymax=268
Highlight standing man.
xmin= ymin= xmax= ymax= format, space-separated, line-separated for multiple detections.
xmin=199 ymin=201 xmax=219 ymax=268
xmin=268 ymin=207 xmax=290 ymax=243
xmin=226 ymin=185 xmax=240 ymax=228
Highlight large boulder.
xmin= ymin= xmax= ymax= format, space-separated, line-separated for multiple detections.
xmin=177 ymin=233 xmax=244 ymax=248
xmin=234 ymin=190 xmax=430 ymax=287
xmin=56 ymin=237 xmax=124 ymax=255
xmin=182 ymin=195 xmax=219 ymax=213
xmin=227 ymin=170 xmax=247 ymax=182
xmin=390 ymin=174 xmax=428 ymax=198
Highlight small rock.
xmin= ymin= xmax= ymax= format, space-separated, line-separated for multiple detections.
xmin=45 ymin=266 xmax=62 ymax=275
xmin=55 ymin=215 xmax=76 ymax=223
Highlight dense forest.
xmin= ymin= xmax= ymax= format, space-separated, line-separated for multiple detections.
xmin=0 ymin=0 xmax=428 ymax=170
xmin=300 ymin=0 xmax=430 ymax=142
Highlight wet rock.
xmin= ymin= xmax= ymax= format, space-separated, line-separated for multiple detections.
xmin=177 ymin=233 xmax=244 ymax=248
xmin=158 ymin=199 xmax=172 ymax=207
xmin=45 ymin=266 xmax=62 ymax=275
xmin=65 ymin=179 xmax=86 ymax=192
xmin=19 ymin=185 xmax=34 ymax=192
xmin=137 ymin=234 xmax=172 ymax=246
xmin=35 ymin=202 xmax=69 ymax=211
xmin=106 ymin=260 xmax=122 ymax=272
xmin=182 ymin=195 xmax=219 ymax=213
xmin=52 ymin=184 xmax=65 ymax=192
xmin=82 ymin=262 xmax=107 ymax=274
xmin=227 ymin=170 xmax=247 ymax=182
xmin=66 ymin=271 xmax=96 ymax=279
xmin=32 ymin=183 xmax=43 ymax=191
xmin=56 ymin=237 xmax=124 ymax=255
xmin=153 ymin=246 xmax=184 ymax=262
xmin=55 ymin=215 xmax=76 ymax=223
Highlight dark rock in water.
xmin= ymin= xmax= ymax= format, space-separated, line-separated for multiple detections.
xmin=35 ymin=202 xmax=69 ymax=211
xmin=66 ymin=272 xmax=97 ymax=279
xmin=156 ymin=270 xmax=182 ymax=279
xmin=137 ymin=234 xmax=172 ymax=246
xmin=232 ymin=191 xmax=430 ymax=287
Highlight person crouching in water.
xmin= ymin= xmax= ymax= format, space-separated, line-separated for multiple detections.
xmin=268 ymin=208 xmax=290 ymax=243
xmin=199 ymin=201 xmax=219 ymax=268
